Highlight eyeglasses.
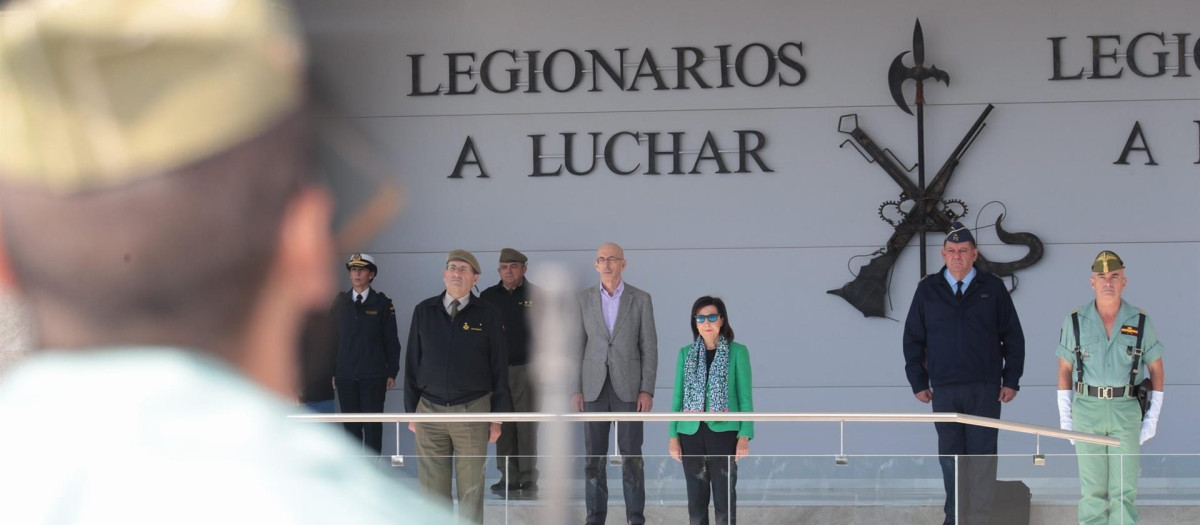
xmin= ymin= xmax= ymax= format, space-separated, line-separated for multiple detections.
xmin=694 ymin=314 xmax=721 ymax=324
xmin=446 ymin=264 xmax=474 ymax=274
xmin=595 ymin=256 xmax=624 ymax=265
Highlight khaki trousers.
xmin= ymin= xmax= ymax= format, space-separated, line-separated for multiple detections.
xmin=416 ymin=394 xmax=491 ymax=524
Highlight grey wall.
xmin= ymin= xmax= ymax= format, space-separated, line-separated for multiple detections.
xmin=295 ymin=0 xmax=1200 ymax=463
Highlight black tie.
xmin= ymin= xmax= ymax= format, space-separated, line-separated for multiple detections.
xmin=955 ymin=281 xmax=964 ymax=299
xmin=355 ymin=293 xmax=364 ymax=306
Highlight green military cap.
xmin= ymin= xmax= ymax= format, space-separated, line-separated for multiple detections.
xmin=446 ymin=249 xmax=480 ymax=274
xmin=1091 ymin=250 xmax=1125 ymax=273
xmin=0 ymin=0 xmax=304 ymax=192
xmin=498 ymin=248 xmax=528 ymax=264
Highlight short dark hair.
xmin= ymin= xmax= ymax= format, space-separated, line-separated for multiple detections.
xmin=0 ymin=110 xmax=311 ymax=356
xmin=689 ymin=295 xmax=734 ymax=342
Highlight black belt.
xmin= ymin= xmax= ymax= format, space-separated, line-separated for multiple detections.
xmin=1075 ymin=382 xmax=1135 ymax=399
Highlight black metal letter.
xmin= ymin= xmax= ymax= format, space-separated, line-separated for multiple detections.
xmin=776 ymin=42 xmax=807 ymax=86
xmin=450 ymin=136 xmax=488 ymax=178
xmin=523 ymin=50 xmax=541 ymax=93
xmin=688 ymin=132 xmax=730 ymax=174
xmin=604 ymin=132 xmax=641 ymax=175
xmin=587 ymin=49 xmax=628 ymax=92
xmin=1048 ymin=37 xmax=1085 ymax=80
xmin=480 ymin=50 xmax=520 ymax=93
xmin=1089 ymin=35 xmax=1124 ymax=79
xmin=409 ymin=54 xmax=443 ymax=96
xmin=1174 ymin=33 xmax=1191 ymax=77
xmin=543 ymin=49 xmax=584 ymax=93
xmin=645 ymin=132 xmax=685 ymax=175
xmin=563 ymin=132 xmax=601 ymax=175
xmin=445 ymin=52 xmax=478 ymax=95
xmin=736 ymin=130 xmax=773 ymax=173
xmin=1114 ymin=122 xmax=1157 ymax=166
xmin=674 ymin=47 xmax=711 ymax=89
xmin=735 ymin=43 xmax=777 ymax=87
xmin=1127 ymin=33 xmax=1167 ymax=78
xmin=528 ymin=134 xmax=561 ymax=177
xmin=715 ymin=44 xmax=734 ymax=88
xmin=628 ymin=49 xmax=669 ymax=91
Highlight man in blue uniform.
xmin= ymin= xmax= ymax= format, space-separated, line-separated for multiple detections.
xmin=903 ymin=222 xmax=1026 ymax=525
xmin=333 ymin=253 xmax=402 ymax=454
xmin=1056 ymin=250 xmax=1164 ymax=525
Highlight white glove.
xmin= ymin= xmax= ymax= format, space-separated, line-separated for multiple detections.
xmin=1057 ymin=390 xmax=1074 ymax=444
xmin=1139 ymin=390 xmax=1164 ymax=445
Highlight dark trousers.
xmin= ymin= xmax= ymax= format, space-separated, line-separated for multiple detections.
xmin=679 ymin=424 xmax=739 ymax=525
xmin=497 ymin=364 xmax=538 ymax=485
xmin=336 ymin=376 xmax=387 ymax=454
xmin=933 ymin=382 xmax=1001 ymax=525
xmin=584 ymin=377 xmax=645 ymax=525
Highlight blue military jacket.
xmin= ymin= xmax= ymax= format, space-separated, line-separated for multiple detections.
xmin=333 ymin=288 xmax=402 ymax=380
xmin=903 ymin=266 xmax=1025 ymax=393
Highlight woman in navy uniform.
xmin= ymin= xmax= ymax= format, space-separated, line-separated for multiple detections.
xmin=333 ymin=253 xmax=402 ymax=454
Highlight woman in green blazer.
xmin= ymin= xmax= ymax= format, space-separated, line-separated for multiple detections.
xmin=668 ymin=296 xmax=753 ymax=525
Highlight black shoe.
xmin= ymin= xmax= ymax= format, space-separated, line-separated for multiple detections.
xmin=491 ymin=481 xmax=520 ymax=496
xmin=518 ymin=481 xmax=538 ymax=494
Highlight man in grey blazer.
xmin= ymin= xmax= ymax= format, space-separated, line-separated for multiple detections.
xmin=572 ymin=242 xmax=658 ymax=525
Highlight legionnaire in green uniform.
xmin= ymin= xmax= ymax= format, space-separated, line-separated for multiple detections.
xmin=1056 ymin=251 xmax=1165 ymax=525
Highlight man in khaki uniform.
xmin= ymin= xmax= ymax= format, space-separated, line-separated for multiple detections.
xmin=0 ymin=1 xmax=447 ymax=523
xmin=405 ymin=250 xmax=511 ymax=524
xmin=1056 ymin=251 xmax=1165 ymax=525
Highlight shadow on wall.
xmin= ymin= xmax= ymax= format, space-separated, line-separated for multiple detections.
xmin=0 ymin=293 xmax=32 ymax=372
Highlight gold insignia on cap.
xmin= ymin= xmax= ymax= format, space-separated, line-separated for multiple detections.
xmin=1092 ymin=250 xmax=1124 ymax=273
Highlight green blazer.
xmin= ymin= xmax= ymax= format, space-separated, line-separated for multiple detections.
xmin=668 ymin=341 xmax=754 ymax=439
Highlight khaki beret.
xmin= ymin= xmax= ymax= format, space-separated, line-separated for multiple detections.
xmin=0 ymin=0 xmax=304 ymax=192
xmin=498 ymin=248 xmax=528 ymax=264
xmin=446 ymin=249 xmax=480 ymax=274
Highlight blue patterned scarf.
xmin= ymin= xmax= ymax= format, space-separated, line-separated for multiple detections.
xmin=683 ymin=335 xmax=730 ymax=413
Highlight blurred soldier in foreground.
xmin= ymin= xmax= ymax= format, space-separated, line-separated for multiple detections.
xmin=0 ymin=0 xmax=448 ymax=523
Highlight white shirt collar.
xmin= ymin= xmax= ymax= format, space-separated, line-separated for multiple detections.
xmin=443 ymin=291 xmax=470 ymax=314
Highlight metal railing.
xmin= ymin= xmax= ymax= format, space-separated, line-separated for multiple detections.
xmin=289 ymin=410 xmax=1119 ymax=465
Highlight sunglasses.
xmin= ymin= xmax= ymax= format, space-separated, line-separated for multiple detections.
xmin=694 ymin=314 xmax=721 ymax=324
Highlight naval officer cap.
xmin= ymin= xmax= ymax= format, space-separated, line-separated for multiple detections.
xmin=946 ymin=221 xmax=975 ymax=245
xmin=498 ymin=248 xmax=528 ymax=264
xmin=447 ymin=249 xmax=481 ymax=274
xmin=346 ymin=253 xmax=378 ymax=273
xmin=1091 ymin=250 xmax=1125 ymax=273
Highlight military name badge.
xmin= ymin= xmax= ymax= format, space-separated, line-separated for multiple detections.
xmin=366 ymin=310 xmax=379 ymax=315
xmin=470 ymin=323 xmax=483 ymax=331
xmin=1120 ymin=325 xmax=1140 ymax=336
xmin=463 ymin=322 xmax=470 ymax=331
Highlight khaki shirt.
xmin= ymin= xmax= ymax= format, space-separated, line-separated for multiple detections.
xmin=1056 ymin=299 xmax=1163 ymax=387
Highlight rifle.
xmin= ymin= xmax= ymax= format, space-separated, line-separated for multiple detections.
xmin=828 ymin=104 xmax=993 ymax=318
